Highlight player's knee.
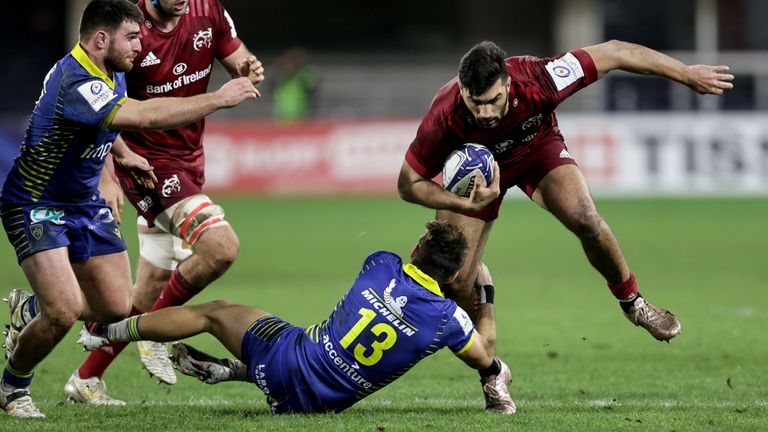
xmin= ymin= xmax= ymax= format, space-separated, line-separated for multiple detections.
xmin=91 ymin=300 xmax=131 ymax=323
xmin=569 ymin=203 xmax=603 ymax=237
xmin=207 ymin=299 xmax=231 ymax=308
xmin=203 ymin=234 xmax=239 ymax=273
xmin=43 ymin=306 xmax=81 ymax=332
xmin=201 ymin=300 xmax=232 ymax=325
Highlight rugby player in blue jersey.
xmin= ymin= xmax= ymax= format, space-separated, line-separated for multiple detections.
xmin=79 ymin=221 xmax=516 ymax=415
xmin=0 ymin=0 xmax=259 ymax=418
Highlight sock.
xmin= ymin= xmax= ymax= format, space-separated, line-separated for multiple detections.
xmin=608 ymin=273 xmax=639 ymax=301
xmin=2 ymin=361 xmax=33 ymax=389
xmin=25 ymin=295 xmax=38 ymax=322
xmin=78 ymin=306 xmax=143 ymax=379
xmin=223 ymin=359 xmax=249 ymax=382
xmin=106 ymin=316 xmax=144 ymax=342
xmin=479 ymin=356 xmax=502 ymax=378
xmin=148 ymin=270 xmax=202 ymax=312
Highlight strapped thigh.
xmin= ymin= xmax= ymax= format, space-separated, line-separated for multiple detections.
xmin=137 ymin=216 xmax=193 ymax=270
xmin=153 ymin=194 xmax=228 ymax=246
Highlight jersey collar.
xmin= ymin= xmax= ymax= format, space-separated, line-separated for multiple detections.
xmin=403 ymin=263 xmax=443 ymax=298
xmin=71 ymin=43 xmax=116 ymax=89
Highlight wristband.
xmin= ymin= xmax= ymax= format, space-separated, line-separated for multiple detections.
xmin=480 ymin=284 xmax=495 ymax=305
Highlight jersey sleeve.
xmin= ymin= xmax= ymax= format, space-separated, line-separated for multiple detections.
xmin=63 ymin=76 xmax=127 ymax=130
xmin=405 ymin=105 xmax=459 ymax=180
xmin=528 ymin=49 xmax=598 ymax=107
xmin=359 ymin=250 xmax=402 ymax=273
xmin=212 ymin=0 xmax=243 ymax=60
xmin=442 ymin=304 xmax=476 ymax=353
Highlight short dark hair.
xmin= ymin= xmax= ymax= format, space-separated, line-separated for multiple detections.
xmin=411 ymin=220 xmax=468 ymax=285
xmin=458 ymin=41 xmax=509 ymax=96
xmin=79 ymin=0 xmax=144 ymax=40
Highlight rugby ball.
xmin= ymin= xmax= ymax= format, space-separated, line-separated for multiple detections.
xmin=442 ymin=143 xmax=494 ymax=197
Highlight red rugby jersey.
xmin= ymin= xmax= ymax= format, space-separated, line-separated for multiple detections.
xmin=405 ymin=49 xmax=598 ymax=180
xmin=118 ymin=0 xmax=242 ymax=177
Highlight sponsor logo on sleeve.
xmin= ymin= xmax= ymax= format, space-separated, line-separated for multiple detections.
xmin=77 ymin=80 xmax=118 ymax=112
xmin=453 ymin=306 xmax=474 ymax=335
xmin=545 ymin=52 xmax=585 ymax=91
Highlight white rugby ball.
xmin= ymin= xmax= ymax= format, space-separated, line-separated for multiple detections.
xmin=442 ymin=143 xmax=494 ymax=197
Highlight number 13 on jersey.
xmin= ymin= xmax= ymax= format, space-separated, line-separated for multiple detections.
xmin=340 ymin=308 xmax=398 ymax=366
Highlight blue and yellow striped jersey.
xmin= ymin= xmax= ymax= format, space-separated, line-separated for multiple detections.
xmin=1 ymin=44 xmax=128 ymax=204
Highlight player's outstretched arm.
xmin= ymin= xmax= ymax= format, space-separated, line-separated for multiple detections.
xmin=582 ymin=39 xmax=734 ymax=95
xmin=397 ymin=160 xmax=500 ymax=213
xmin=455 ymin=263 xmax=497 ymax=369
xmin=111 ymin=77 xmax=260 ymax=131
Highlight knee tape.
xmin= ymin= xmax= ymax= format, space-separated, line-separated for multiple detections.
xmin=154 ymin=194 xmax=228 ymax=246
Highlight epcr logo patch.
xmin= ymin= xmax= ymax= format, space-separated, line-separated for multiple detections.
xmin=90 ymin=82 xmax=103 ymax=95
xmin=29 ymin=207 xmax=65 ymax=225
xmin=553 ymin=66 xmax=571 ymax=77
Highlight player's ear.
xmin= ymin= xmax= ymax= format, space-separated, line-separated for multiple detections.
xmin=446 ymin=270 xmax=460 ymax=284
xmin=410 ymin=244 xmax=420 ymax=260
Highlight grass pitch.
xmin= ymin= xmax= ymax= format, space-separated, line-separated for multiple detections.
xmin=0 ymin=196 xmax=766 ymax=431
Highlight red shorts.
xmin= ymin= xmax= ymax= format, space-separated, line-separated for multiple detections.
xmin=118 ymin=167 xmax=204 ymax=227
xmin=458 ymin=130 xmax=578 ymax=221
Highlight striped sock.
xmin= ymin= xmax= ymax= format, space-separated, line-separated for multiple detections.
xmin=2 ymin=362 xmax=33 ymax=389
xmin=106 ymin=316 xmax=143 ymax=342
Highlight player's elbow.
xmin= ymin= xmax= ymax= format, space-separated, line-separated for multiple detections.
xmin=397 ymin=174 xmax=416 ymax=203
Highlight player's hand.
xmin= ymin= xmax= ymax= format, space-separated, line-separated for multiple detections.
xmin=466 ymin=161 xmax=500 ymax=212
xmin=236 ymin=55 xmax=265 ymax=86
xmin=217 ymin=77 xmax=261 ymax=107
xmin=475 ymin=262 xmax=493 ymax=288
xmin=684 ymin=64 xmax=734 ymax=95
xmin=98 ymin=175 xmax=125 ymax=225
xmin=114 ymin=151 xmax=157 ymax=190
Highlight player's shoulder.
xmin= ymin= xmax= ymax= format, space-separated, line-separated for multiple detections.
xmin=57 ymin=55 xmax=107 ymax=93
xmin=504 ymin=55 xmax=548 ymax=81
xmin=431 ymin=77 xmax=460 ymax=109
xmin=363 ymin=250 xmax=402 ymax=268
xmin=186 ymin=0 xmax=226 ymax=17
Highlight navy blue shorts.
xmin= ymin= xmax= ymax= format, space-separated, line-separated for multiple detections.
xmin=241 ymin=315 xmax=323 ymax=414
xmin=0 ymin=199 xmax=126 ymax=264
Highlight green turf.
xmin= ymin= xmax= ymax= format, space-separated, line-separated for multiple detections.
xmin=1 ymin=196 xmax=766 ymax=431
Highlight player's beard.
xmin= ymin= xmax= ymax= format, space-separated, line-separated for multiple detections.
xmin=476 ymin=90 xmax=509 ymax=129
xmin=105 ymin=44 xmax=136 ymax=73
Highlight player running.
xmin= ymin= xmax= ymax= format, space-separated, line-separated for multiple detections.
xmin=398 ymin=40 xmax=733 ymax=386
xmin=62 ymin=0 xmax=265 ymax=405
xmin=0 ymin=0 xmax=259 ymax=418
xmin=78 ymin=221 xmax=515 ymax=415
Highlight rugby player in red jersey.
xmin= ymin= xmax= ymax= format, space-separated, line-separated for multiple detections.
xmin=398 ymin=40 xmax=733 ymax=411
xmin=64 ymin=0 xmax=265 ymax=404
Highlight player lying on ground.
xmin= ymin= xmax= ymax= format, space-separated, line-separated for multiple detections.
xmin=79 ymin=221 xmax=516 ymax=414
